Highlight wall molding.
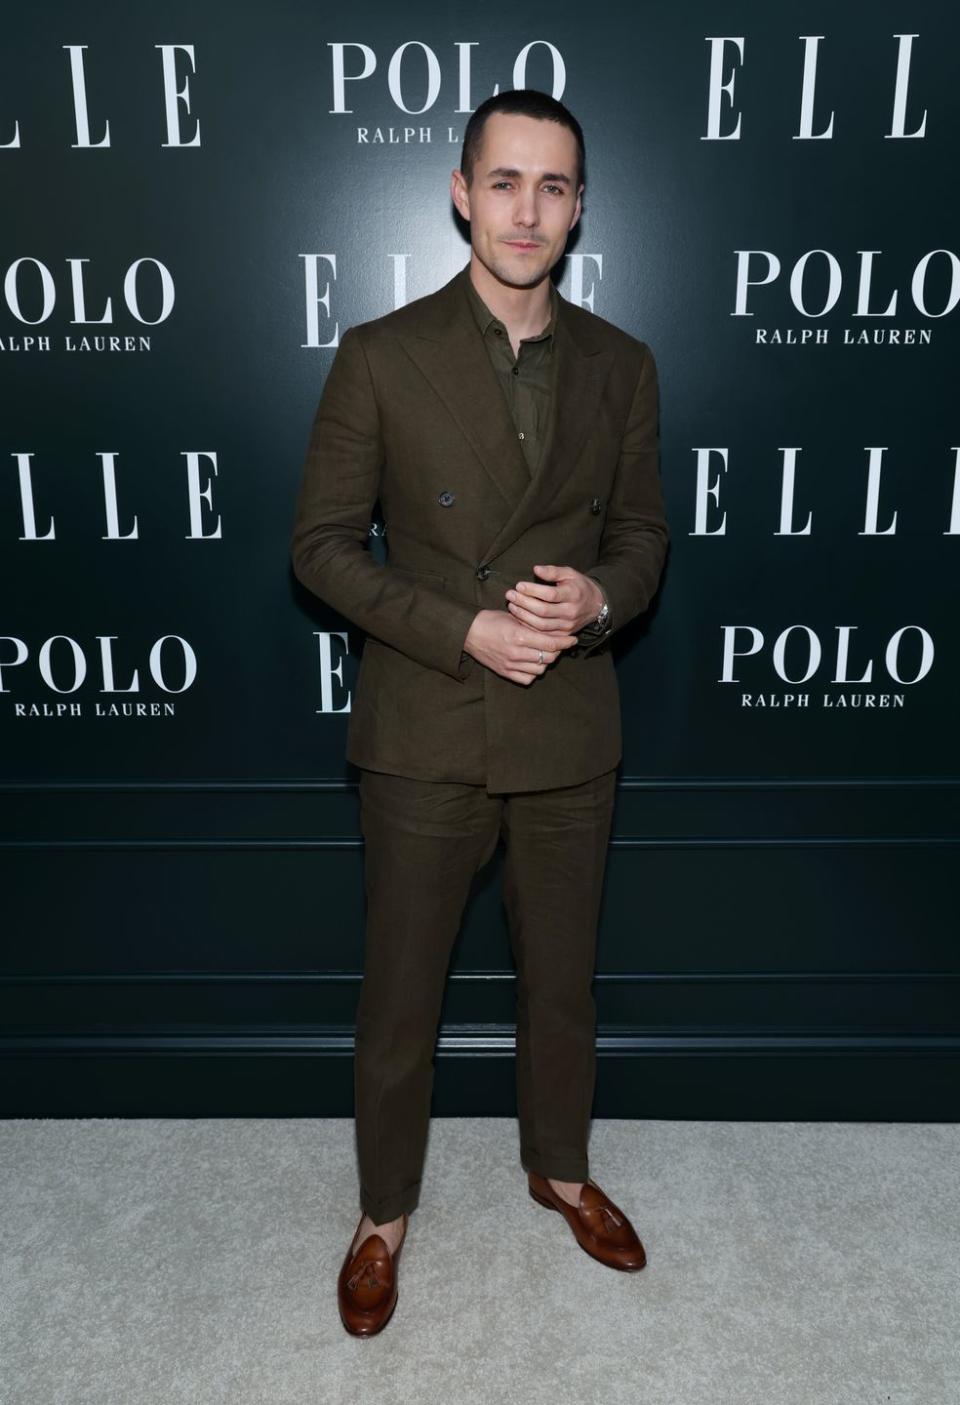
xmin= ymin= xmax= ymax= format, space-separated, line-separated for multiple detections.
xmin=1 ymin=969 xmax=958 ymax=987
xmin=3 ymin=836 xmax=957 ymax=851
xmin=3 ymin=1029 xmax=958 ymax=1056
xmin=2 ymin=776 xmax=960 ymax=793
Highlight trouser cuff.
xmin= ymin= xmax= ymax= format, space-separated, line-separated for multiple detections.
xmin=521 ymin=1152 xmax=589 ymax=1182
xmin=360 ymin=1179 xmax=421 ymax=1223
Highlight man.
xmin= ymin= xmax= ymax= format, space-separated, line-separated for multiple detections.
xmin=290 ymin=88 xmax=669 ymax=1336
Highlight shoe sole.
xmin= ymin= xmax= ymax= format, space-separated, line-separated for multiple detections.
xmin=528 ymin=1184 xmax=647 ymax=1272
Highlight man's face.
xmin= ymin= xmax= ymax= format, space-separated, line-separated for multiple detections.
xmin=452 ymin=112 xmax=583 ymax=290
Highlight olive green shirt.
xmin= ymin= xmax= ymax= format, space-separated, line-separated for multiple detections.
xmin=463 ymin=274 xmax=559 ymax=478
xmin=462 ymin=271 xmax=610 ymax=640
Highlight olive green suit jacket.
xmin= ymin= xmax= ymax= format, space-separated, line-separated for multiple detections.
xmin=290 ymin=262 xmax=669 ymax=792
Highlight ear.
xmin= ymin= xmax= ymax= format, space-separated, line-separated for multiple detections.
xmin=569 ymin=183 xmax=583 ymax=232
xmin=451 ymin=169 xmax=470 ymax=222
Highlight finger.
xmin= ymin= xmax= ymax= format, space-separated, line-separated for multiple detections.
xmin=509 ymin=589 xmax=572 ymax=616
xmin=507 ymin=601 xmax=578 ymax=634
xmin=523 ymin=626 xmax=577 ymax=646
xmin=506 ymin=588 xmax=557 ymax=616
xmin=532 ymin=563 xmax=573 ymax=581
xmin=513 ymin=646 xmax=553 ymax=667
xmin=512 ymin=580 xmax=570 ymax=603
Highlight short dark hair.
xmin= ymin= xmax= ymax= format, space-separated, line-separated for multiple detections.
xmin=460 ymin=89 xmax=585 ymax=192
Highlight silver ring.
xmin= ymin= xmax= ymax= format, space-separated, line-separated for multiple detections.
xmin=537 ymin=649 xmax=544 ymax=664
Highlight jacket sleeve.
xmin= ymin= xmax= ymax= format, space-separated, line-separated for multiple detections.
xmin=575 ymin=342 xmax=669 ymax=655
xmin=290 ymin=325 xmax=478 ymax=681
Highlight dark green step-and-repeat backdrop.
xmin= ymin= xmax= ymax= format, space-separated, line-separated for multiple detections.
xmin=2 ymin=3 xmax=957 ymax=1116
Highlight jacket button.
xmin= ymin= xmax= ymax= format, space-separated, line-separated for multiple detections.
xmin=438 ymin=490 xmax=455 ymax=506
xmin=590 ymin=496 xmax=602 ymax=514
xmin=476 ymin=564 xmax=491 ymax=580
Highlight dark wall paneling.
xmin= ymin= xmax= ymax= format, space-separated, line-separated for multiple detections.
xmin=2 ymin=777 xmax=956 ymax=1116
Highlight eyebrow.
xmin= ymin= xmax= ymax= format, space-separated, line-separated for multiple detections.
xmin=485 ymin=166 xmax=572 ymax=186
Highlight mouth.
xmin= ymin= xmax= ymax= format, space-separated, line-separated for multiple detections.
xmin=504 ymin=240 xmax=541 ymax=251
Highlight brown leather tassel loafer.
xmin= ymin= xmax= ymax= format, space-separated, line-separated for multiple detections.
xmin=337 ymin=1212 xmax=409 ymax=1336
xmin=528 ymin=1172 xmax=647 ymax=1271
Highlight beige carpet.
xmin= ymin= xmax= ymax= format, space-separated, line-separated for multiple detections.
xmin=2 ymin=1117 xmax=958 ymax=1405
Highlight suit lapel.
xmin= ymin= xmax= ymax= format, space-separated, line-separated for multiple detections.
xmin=400 ymin=267 xmax=531 ymax=510
xmin=399 ymin=264 xmax=615 ymax=564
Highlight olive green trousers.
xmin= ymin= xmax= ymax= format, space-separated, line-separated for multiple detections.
xmin=354 ymin=763 xmax=618 ymax=1222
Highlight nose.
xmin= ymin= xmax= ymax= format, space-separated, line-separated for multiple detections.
xmin=512 ymin=185 xmax=540 ymax=229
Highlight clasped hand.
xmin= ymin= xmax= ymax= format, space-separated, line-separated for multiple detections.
xmin=463 ymin=563 xmax=605 ymax=687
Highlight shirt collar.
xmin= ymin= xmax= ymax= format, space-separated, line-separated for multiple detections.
xmin=464 ymin=268 xmax=559 ymax=342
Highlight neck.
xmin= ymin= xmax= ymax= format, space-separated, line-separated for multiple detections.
xmin=468 ymin=254 xmax=552 ymax=339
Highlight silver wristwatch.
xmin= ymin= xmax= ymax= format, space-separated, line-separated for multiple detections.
xmin=583 ymin=595 xmax=610 ymax=635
